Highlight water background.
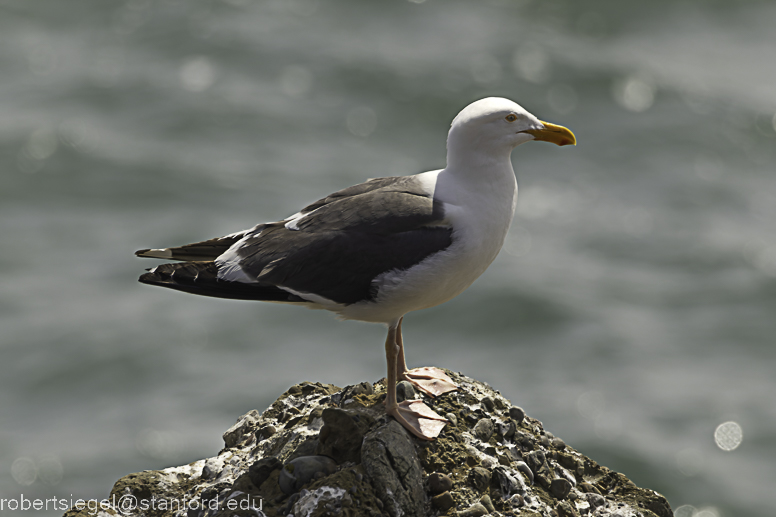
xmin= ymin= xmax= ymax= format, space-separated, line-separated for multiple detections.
xmin=1 ymin=1 xmax=775 ymax=515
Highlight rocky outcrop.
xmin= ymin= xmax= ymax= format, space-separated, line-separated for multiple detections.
xmin=63 ymin=372 xmax=672 ymax=517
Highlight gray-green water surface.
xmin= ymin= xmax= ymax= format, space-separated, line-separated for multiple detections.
xmin=1 ymin=1 xmax=775 ymax=516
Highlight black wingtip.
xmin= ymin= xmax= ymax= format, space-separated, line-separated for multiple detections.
xmin=135 ymin=248 xmax=151 ymax=257
xmin=138 ymin=269 xmax=170 ymax=286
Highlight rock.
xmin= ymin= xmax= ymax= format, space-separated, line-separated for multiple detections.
xmin=291 ymin=486 xmax=349 ymax=516
xmin=525 ymin=449 xmax=552 ymax=487
xmin=472 ymin=418 xmax=494 ymax=442
xmin=480 ymin=396 xmax=495 ymax=412
xmin=431 ymin=491 xmax=455 ymax=510
xmin=507 ymin=447 xmax=523 ymax=463
xmin=508 ymin=493 xmax=525 ymax=507
xmin=223 ymin=409 xmax=260 ymax=448
xmin=361 ymin=420 xmax=425 ymax=517
xmin=509 ymin=405 xmax=525 ymax=423
xmin=579 ymin=481 xmax=601 ymax=495
xmin=556 ymin=500 xmax=578 ymax=517
xmin=62 ymin=374 xmax=672 ymax=517
xmin=458 ymin=502 xmax=489 ymax=517
xmin=492 ymin=465 xmax=523 ymax=499
xmin=339 ymin=381 xmax=374 ymax=401
xmin=256 ymin=424 xmax=276 ymax=441
xmin=396 ymin=380 xmax=416 ymax=402
xmin=247 ymin=456 xmax=282 ymax=488
xmin=480 ymin=494 xmax=495 ymax=513
xmin=468 ymin=466 xmax=491 ymax=492
xmin=350 ymin=381 xmax=373 ymax=396
xmin=316 ymin=407 xmax=374 ymax=464
xmin=587 ymin=492 xmax=606 ymax=509
xmin=279 ymin=455 xmax=337 ymax=495
xmin=550 ymin=477 xmax=572 ymax=500
xmin=428 ymin=472 xmax=453 ymax=494
xmin=498 ymin=419 xmax=516 ymax=439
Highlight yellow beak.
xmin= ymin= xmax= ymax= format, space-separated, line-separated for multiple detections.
xmin=524 ymin=121 xmax=576 ymax=146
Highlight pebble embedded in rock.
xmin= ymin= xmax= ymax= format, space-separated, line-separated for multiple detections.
xmin=515 ymin=461 xmax=534 ymax=485
xmin=480 ymin=396 xmax=495 ymax=413
xmin=428 ymin=472 xmax=453 ymax=494
xmin=480 ymin=494 xmax=495 ymax=513
xmin=396 ymin=381 xmax=416 ymax=402
xmin=445 ymin=413 xmax=458 ymax=426
xmin=509 ymin=406 xmax=525 ymax=423
xmin=256 ymin=425 xmax=276 ymax=441
xmin=472 ymin=418 xmax=494 ymax=442
xmin=579 ymin=482 xmax=601 ymax=495
xmin=465 ymin=412 xmax=480 ymax=426
xmin=492 ymin=466 xmax=521 ymax=499
xmin=557 ymin=452 xmax=578 ymax=470
xmin=468 ymin=467 xmax=491 ymax=492
xmin=353 ymin=381 xmax=374 ymax=396
xmin=278 ymin=455 xmax=337 ymax=495
xmin=287 ymin=385 xmax=302 ymax=395
xmin=540 ymin=434 xmax=550 ymax=447
xmin=526 ymin=450 xmax=546 ymax=474
xmin=498 ymin=419 xmax=516 ymax=439
xmin=551 ymin=437 xmax=566 ymax=449
xmin=431 ymin=491 xmax=454 ymax=510
xmin=458 ymin=502 xmax=489 ymax=517
xmin=551 ymin=478 xmax=572 ymax=500
xmin=586 ymin=492 xmax=606 ymax=508
xmin=509 ymin=493 xmax=525 ymax=507
xmin=480 ymin=454 xmax=497 ymax=469
xmin=556 ymin=500 xmax=578 ymax=517
xmin=516 ymin=430 xmax=532 ymax=447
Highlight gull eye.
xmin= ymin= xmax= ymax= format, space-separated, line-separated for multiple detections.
xmin=505 ymin=114 xmax=518 ymax=122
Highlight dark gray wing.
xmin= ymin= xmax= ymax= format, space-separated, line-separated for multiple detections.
xmin=228 ymin=176 xmax=453 ymax=305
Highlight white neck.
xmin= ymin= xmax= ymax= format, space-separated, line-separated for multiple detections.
xmin=442 ymin=131 xmax=518 ymax=202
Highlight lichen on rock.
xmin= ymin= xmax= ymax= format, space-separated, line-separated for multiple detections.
xmin=63 ymin=374 xmax=672 ymax=517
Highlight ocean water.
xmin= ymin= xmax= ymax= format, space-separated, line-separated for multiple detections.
xmin=1 ymin=0 xmax=775 ymax=515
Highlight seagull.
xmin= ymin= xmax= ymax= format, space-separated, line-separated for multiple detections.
xmin=135 ymin=97 xmax=575 ymax=440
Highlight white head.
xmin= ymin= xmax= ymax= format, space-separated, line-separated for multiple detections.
xmin=447 ymin=97 xmax=575 ymax=165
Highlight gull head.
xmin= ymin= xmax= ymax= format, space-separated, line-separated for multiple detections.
xmin=448 ymin=97 xmax=576 ymax=156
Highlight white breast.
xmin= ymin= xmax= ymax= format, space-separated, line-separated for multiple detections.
xmin=339 ymin=167 xmax=517 ymax=324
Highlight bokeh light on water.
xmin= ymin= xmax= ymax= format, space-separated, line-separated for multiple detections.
xmin=11 ymin=457 xmax=37 ymax=486
xmin=674 ymin=506 xmax=722 ymax=517
xmin=713 ymin=421 xmax=743 ymax=451
xmin=613 ymin=73 xmax=656 ymax=112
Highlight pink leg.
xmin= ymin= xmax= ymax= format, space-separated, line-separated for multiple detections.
xmin=384 ymin=322 xmax=448 ymax=440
